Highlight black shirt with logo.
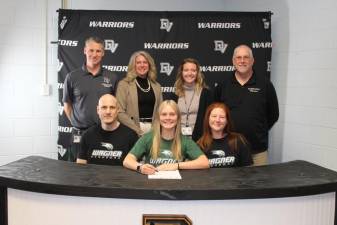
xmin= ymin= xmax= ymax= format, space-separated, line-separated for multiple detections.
xmin=214 ymin=72 xmax=279 ymax=153
xmin=78 ymin=124 xmax=138 ymax=165
xmin=205 ymin=136 xmax=253 ymax=168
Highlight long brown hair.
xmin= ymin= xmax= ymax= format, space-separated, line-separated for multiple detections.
xmin=197 ymin=102 xmax=247 ymax=153
xmin=174 ymin=58 xmax=207 ymax=97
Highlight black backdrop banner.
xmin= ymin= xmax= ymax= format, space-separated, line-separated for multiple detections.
xmin=57 ymin=9 xmax=272 ymax=160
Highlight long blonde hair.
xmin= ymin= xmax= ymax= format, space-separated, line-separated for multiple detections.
xmin=151 ymin=100 xmax=182 ymax=160
xmin=124 ymin=51 xmax=157 ymax=82
xmin=174 ymin=58 xmax=207 ymax=97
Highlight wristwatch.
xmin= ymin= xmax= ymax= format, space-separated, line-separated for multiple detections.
xmin=136 ymin=164 xmax=143 ymax=173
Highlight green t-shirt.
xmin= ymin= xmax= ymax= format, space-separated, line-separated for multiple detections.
xmin=130 ymin=131 xmax=204 ymax=166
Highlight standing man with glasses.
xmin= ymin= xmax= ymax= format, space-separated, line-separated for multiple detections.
xmin=63 ymin=36 xmax=119 ymax=162
xmin=215 ymin=44 xmax=279 ymax=166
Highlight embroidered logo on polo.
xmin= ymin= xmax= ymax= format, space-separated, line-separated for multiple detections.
xmin=247 ymin=87 xmax=261 ymax=93
xmin=91 ymin=142 xmax=122 ymax=159
xmin=160 ymin=62 xmax=174 ymax=76
xmin=160 ymin=18 xmax=173 ymax=32
xmin=214 ymin=40 xmax=228 ymax=54
xmin=104 ymin=39 xmax=118 ymax=53
xmin=102 ymin=77 xmax=113 ymax=88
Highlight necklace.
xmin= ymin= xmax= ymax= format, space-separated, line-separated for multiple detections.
xmin=135 ymin=78 xmax=151 ymax=92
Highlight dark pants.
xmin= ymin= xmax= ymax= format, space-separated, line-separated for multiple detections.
xmin=69 ymin=127 xmax=87 ymax=162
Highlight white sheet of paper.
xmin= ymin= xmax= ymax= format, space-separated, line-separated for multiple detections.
xmin=148 ymin=170 xmax=182 ymax=179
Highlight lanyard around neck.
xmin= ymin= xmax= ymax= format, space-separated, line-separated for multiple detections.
xmin=183 ymin=89 xmax=195 ymax=127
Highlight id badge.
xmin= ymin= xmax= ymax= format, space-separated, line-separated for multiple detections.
xmin=73 ymin=135 xmax=81 ymax=143
xmin=140 ymin=122 xmax=152 ymax=134
xmin=181 ymin=126 xmax=192 ymax=136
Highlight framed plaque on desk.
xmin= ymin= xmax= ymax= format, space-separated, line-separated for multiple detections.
xmin=143 ymin=214 xmax=192 ymax=225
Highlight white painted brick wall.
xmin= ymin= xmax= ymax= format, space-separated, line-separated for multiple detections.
xmin=277 ymin=1 xmax=337 ymax=171
xmin=0 ymin=0 xmax=60 ymax=166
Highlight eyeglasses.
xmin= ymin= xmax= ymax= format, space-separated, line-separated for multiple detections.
xmin=234 ymin=56 xmax=251 ymax=61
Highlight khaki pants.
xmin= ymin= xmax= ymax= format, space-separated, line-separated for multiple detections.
xmin=252 ymin=151 xmax=268 ymax=166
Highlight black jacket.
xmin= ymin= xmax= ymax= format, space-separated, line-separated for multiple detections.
xmin=214 ymin=72 xmax=279 ymax=153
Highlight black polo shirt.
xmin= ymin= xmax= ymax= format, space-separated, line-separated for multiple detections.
xmin=215 ymin=72 xmax=279 ymax=153
xmin=63 ymin=64 xmax=119 ymax=129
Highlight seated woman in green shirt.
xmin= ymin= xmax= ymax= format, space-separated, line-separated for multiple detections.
xmin=123 ymin=100 xmax=209 ymax=175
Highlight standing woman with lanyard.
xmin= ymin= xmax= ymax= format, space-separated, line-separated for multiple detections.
xmin=167 ymin=58 xmax=213 ymax=141
xmin=116 ymin=51 xmax=163 ymax=136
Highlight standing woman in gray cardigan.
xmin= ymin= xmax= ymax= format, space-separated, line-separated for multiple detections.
xmin=167 ymin=58 xmax=213 ymax=141
xmin=116 ymin=51 xmax=163 ymax=136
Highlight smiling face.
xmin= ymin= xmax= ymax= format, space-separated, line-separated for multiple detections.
xmin=135 ymin=54 xmax=149 ymax=78
xmin=84 ymin=40 xmax=104 ymax=67
xmin=232 ymin=46 xmax=254 ymax=75
xmin=209 ymin=107 xmax=227 ymax=135
xmin=159 ymin=105 xmax=178 ymax=131
xmin=97 ymin=94 xmax=119 ymax=126
xmin=182 ymin=62 xmax=198 ymax=86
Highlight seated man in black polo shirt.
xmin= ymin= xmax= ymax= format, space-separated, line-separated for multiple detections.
xmin=77 ymin=94 xmax=138 ymax=165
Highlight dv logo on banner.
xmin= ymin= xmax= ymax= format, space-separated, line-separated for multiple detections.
xmin=57 ymin=9 xmax=272 ymax=160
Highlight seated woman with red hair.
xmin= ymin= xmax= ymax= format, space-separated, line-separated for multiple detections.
xmin=197 ymin=102 xmax=253 ymax=168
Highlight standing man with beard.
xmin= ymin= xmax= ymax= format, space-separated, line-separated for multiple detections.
xmin=215 ymin=44 xmax=279 ymax=166
xmin=63 ymin=37 xmax=119 ymax=162
xmin=77 ymin=94 xmax=138 ymax=165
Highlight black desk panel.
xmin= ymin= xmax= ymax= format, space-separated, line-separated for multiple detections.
xmin=0 ymin=156 xmax=336 ymax=200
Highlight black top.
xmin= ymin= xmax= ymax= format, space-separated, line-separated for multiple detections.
xmin=166 ymin=88 xmax=213 ymax=142
xmin=214 ymin=72 xmax=279 ymax=153
xmin=1 ymin=156 xmax=337 ymax=200
xmin=136 ymin=76 xmax=155 ymax=119
xmin=205 ymin=136 xmax=253 ymax=168
xmin=78 ymin=124 xmax=138 ymax=165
